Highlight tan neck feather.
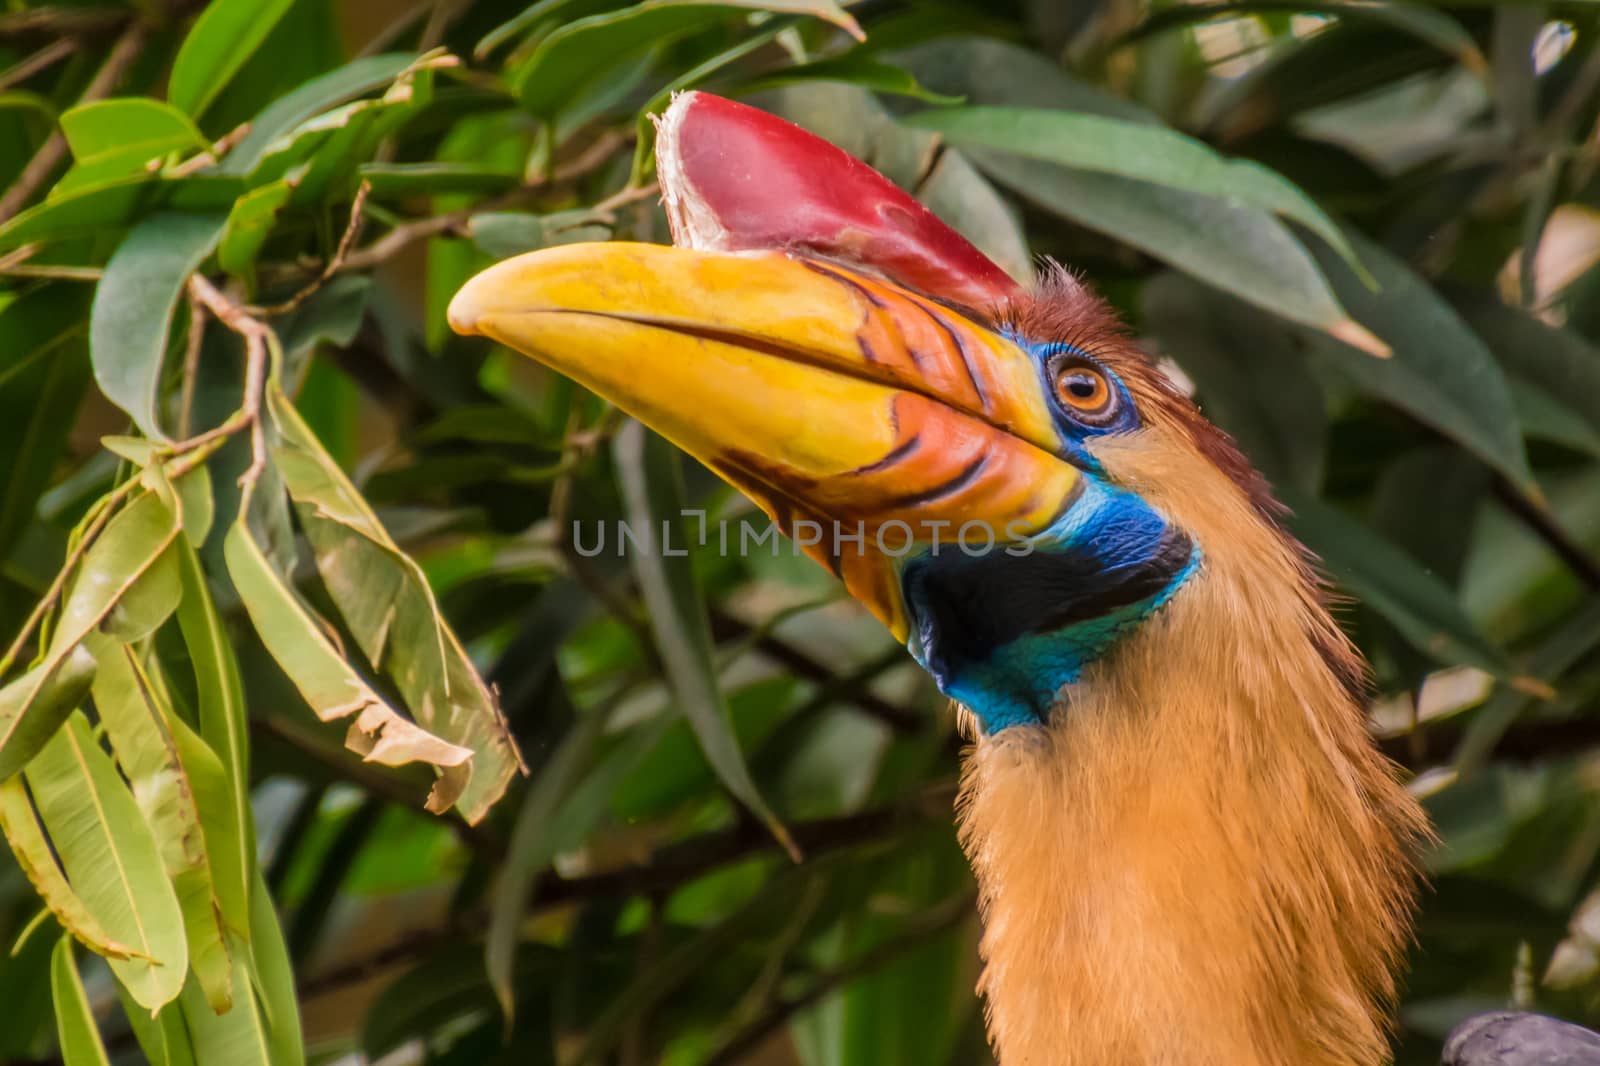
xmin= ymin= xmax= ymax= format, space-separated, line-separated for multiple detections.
xmin=957 ymin=439 xmax=1428 ymax=1066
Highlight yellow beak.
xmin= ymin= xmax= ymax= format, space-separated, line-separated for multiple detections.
xmin=448 ymin=242 xmax=1079 ymax=639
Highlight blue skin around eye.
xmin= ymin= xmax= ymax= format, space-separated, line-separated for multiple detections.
xmin=898 ymin=341 xmax=1200 ymax=735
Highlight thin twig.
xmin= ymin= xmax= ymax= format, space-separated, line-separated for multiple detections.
xmin=165 ymin=121 xmax=253 ymax=177
xmin=0 ymin=263 xmax=102 ymax=280
xmin=177 ymin=295 xmax=206 ymax=439
xmin=0 ymin=36 xmax=79 ymax=91
xmin=589 ymin=181 xmax=660 ymax=222
xmin=0 ymin=20 xmax=148 ymax=222
xmin=328 ymin=129 xmax=635 ymax=276
xmin=186 ymin=274 xmax=274 ymax=499
xmin=248 ymin=180 xmax=372 ymax=316
xmin=0 ymin=6 xmax=129 ymax=39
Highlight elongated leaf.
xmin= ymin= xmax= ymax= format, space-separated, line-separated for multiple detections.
xmin=222 ymin=53 xmax=418 ymax=175
xmin=0 ymin=776 xmax=136 ymax=959
xmin=1283 ymin=492 xmax=1534 ymax=687
xmin=168 ymin=0 xmax=297 ymax=119
xmin=225 ymin=518 xmax=475 ymax=809
xmin=1304 ymin=233 xmax=1536 ymax=493
xmin=92 ymin=640 xmax=232 ymax=1011
xmin=90 ymin=211 xmax=228 ymax=440
xmin=614 ymin=423 xmax=796 ymax=856
xmin=966 ymin=149 xmax=1381 ymax=351
xmin=0 ymin=174 xmax=242 ymax=254
xmin=248 ymin=868 xmax=304 ymax=1066
xmin=743 ymin=53 xmax=962 ymax=104
xmin=486 ymin=705 xmax=672 ymax=1018
xmin=359 ymin=162 xmax=521 ymax=197
xmin=1460 ymin=300 xmax=1600 ymax=437
xmin=0 ymin=285 xmax=91 ymax=561
xmin=178 ymin=949 xmax=272 ymax=1065
xmin=172 ymin=538 xmax=253 ymax=942
xmin=217 ymin=180 xmax=293 ymax=280
xmin=468 ymin=210 xmax=612 ymax=258
xmin=119 ymin=994 xmax=196 ymax=1066
xmin=266 ymin=384 xmax=523 ymax=821
xmin=907 ymin=106 xmax=1364 ymax=278
xmin=57 ymin=98 xmax=206 ymax=195
xmin=27 ymin=713 xmax=187 ymax=1010
xmin=514 ymin=3 xmax=723 ymax=115
xmin=0 ymin=647 xmax=96 ymax=780
xmin=1143 ymin=271 xmax=1326 ymax=491
xmin=51 ymin=938 xmax=111 ymax=1066
xmin=0 ymin=485 xmax=180 ymax=778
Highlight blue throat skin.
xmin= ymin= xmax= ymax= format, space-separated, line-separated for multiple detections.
xmin=900 ymin=476 xmax=1201 ymax=734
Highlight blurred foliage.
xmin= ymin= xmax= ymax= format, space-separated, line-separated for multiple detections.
xmin=0 ymin=0 xmax=1598 ymax=1064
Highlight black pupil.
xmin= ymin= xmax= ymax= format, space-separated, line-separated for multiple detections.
xmin=1067 ymin=374 xmax=1098 ymax=400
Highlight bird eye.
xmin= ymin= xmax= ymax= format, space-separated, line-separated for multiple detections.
xmin=1052 ymin=361 xmax=1117 ymax=424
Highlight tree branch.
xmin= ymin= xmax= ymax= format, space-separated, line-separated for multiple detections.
xmin=0 ymin=20 xmax=148 ymax=222
xmin=1492 ymin=475 xmax=1600 ymax=592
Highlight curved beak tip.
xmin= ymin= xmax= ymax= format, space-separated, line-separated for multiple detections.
xmin=446 ymin=283 xmax=485 ymax=337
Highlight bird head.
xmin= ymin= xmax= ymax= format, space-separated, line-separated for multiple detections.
xmin=449 ymin=93 xmax=1273 ymax=735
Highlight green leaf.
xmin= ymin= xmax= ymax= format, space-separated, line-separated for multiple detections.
xmin=119 ymin=994 xmax=196 ymax=1066
xmin=1142 ymin=271 xmax=1326 ymax=492
xmin=1303 ymin=233 xmax=1536 ymax=493
xmin=168 ymin=0 xmax=297 ymax=119
xmin=92 ymin=639 xmax=233 ymax=1011
xmin=0 ymin=285 xmax=91 ymax=561
xmin=224 ymin=517 xmax=476 ymax=808
xmin=1460 ymin=300 xmax=1600 ymax=439
xmin=0 ymin=776 xmax=137 ymax=959
xmin=1282 ymin=491 xmax=1534 ymax=688
xmin=266 ymin=384 xmax=524 ymax=821
xmin=742 ymin=53 xmax=963 ymax=103
xmin=966 ymin=148 xmax=1383 ymax=352
xmin=247 ymin=63 xmax=439 ymax=203
xmin=57 ymin=99 xmax=207 ymax=195
xmin=513 ymin=3 xmax=724 ymax=116
xmin=27 ymin=713 xmax=188 ymax=1011
xmin=51 ymin=938 xmax=111 ymax=1066
xmin=248 ymin=868 xmax=304 ymax=1066
xmin=89 ymin=211 xmax=229 ymax=440
xmin=172 ymin=538 xmax=253 ymax=941
xmin=906 ymin=106 xmax=1365 ymax=281
xmin=892 ymin=36 xmax=1158 ymax=121
xmin=0 ymin=647 xmax=96 ymax=780
xmin=1508 ymin=378 xmax=1600 ymax=458
xmin=486 ymin=699 xmax=611 ymax=1021
xmin=359 ymin=162 xmax=521 ymax=197
xmin=614 ymin=423 xmax=797 ymax=856
xmin=177 ymin=949 xmax=272 ymax=1065
xmin=217 ymin=180 xmax=294 ymax=280
xmin=0 ymin=484 xmax=180 ymax=778
xmin=467 ymin=209 xmax=612 ymax=258
xmin=0 ymin=174 xmax=242 ymax=254
xmin=222 ymin=53 xmax=418 ymax=175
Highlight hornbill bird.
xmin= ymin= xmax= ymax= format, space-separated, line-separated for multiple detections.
xmin=451 ymin=93 xmax=1597 ymax=1065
